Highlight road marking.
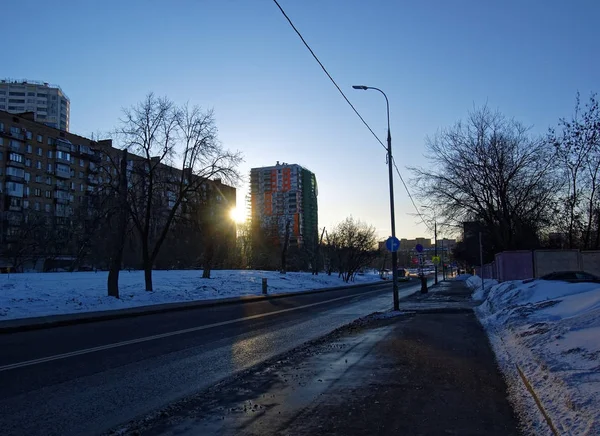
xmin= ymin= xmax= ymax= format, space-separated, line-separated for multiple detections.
xmin=0 ymin=284 xmax=404 ymax=373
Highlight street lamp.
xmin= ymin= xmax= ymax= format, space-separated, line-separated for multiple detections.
xmin=352 ymin=85 xmax=399 ymax=311
xmin=421 ymin=206 xmax=439 ymax=285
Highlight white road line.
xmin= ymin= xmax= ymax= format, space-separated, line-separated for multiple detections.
xmin=0 ymin=285 xmax=394 ymax=373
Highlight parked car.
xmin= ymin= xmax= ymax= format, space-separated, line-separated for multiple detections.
xmin=397 ymin=268 xmax=410 ymax=282
xmin=538 ymin=271 xmax=600 ymax=283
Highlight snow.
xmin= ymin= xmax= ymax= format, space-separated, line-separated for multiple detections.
xmin=453 ymin=273 xmax=472 ymax=282
xmin=0 ymin=270 xmax=382 ymax=321
xmin=473 ymin=277 xmax=600 ymax=435
xmin=465 ymin=275 xmax=498 ymax=300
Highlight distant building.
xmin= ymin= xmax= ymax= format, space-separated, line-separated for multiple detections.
xmin=399 ymin=237 xmax=432 ymax=251
xmin=250 ymin=161 xmax=318 ymax=253
xmin=0 ymin=79 xmax=70 ymax=131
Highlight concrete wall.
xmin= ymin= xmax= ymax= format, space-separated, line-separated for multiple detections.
xmin=496 ymin=251 xmax=534 ymax=281
xmin=533 ymin=250 xmax=580 ymax=278
xmin=580 ymin=251 xmax=600 ymax=276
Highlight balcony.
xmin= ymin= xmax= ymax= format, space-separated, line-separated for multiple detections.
xmin=55 ymin=168 xmax=71 ymax=179
xmin=56 ymin=139 xmax=72 ymax=152
xmin=87 ymin=176 xmax=99 ymax=185
xmin=9 ymin=131 xmax=25 ymax=141
xmin=54 ymin=197 xmax=69 ymax=205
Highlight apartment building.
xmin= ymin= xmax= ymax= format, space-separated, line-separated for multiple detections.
xmin=250 ymin=162 xmax=318 ymax=253
xmin=0 ymin=79 xmax=70 ymax=131
xmin=0 ymin=110 xmax=236 ymax=269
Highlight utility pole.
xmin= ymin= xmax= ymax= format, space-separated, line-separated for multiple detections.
xmin=434 ymin=221 xmax=438 ymax=285
xmin=479 ymin=231 xmax=484 ymax=292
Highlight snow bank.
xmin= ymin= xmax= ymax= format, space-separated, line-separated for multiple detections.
xmin=453 ymin=274 xmax=472 ymax=282
xmin=477 ymin=278 xmax=600 ymax=434
xmin=0 ymin=270 xmax=382 ymax=321
xmin=465 ymin=275 xmax=498 ymax=300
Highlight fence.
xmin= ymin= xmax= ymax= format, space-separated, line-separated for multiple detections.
xmin=476 ymin=249 xmax=600 ymax=282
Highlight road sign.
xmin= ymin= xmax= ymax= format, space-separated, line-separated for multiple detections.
xmin=432 ymin=256 xmax=441 ymax=265
xmin=385 ymin=236 xmax=400 ymax=252
xmin=415 ymin=243 xmax=424 ymax=253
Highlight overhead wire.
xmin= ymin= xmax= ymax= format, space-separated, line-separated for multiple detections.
xmin=271 ymin=0 xmax=432 ymax=232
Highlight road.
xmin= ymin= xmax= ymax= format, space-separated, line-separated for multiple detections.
xmin=0 ymin=279 xmax=427 ymax=436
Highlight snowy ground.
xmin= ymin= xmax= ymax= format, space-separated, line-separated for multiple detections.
xmin=468 ymin=275 xmax=600 ymax=435
xmin=0 ymin=270 xmax=382 ymax=322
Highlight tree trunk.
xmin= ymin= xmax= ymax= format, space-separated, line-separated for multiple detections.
xmin=280 ymin=219 xmax=290 ymax=274
xmin=144 ymin=262 xmax=153 ymax=291
xmin=108 ymin=150 xmax=129 ymax=298
xmin=202 ymin=238 xmax=214 ymax=279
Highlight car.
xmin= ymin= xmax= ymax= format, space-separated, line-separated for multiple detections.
xmin=538 ymin=271 xmax=600 ymax=283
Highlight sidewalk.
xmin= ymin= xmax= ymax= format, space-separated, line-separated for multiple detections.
xmin=114 ymin=280 xmax=523 ymax=436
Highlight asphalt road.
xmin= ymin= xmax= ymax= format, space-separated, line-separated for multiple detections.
xmin=0 ymin=279 xmax=426 ymax=436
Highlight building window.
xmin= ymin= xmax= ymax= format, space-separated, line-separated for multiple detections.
xmin=34 ymin=202 xmax=40 ymax=211
xmin=35 ymin=188 xmax=41 ymax=196
xmin=36 ymin=161 xmax=42 ymax=170
xmin=26 ymin=131 xmax=32 ymax=140
xmin=79 ymin=171 xmax=84 ymax=178
xmin=0 ymin=138 xmax=3 ymax=146
xmin=35 ymin=175 xmax=42 ymax=183
xmin=37 ymin=134 xmax=42 ymax=143
xmin=47 ymin=163 xmax=53 ymax=172
xmin=80 ymin=159 xmax=84 ymax=167
xmin=46 ymin=177 xmax=52 ymax=185
xmin=0 ymin=151 xmax=3 ymax=160
xmin=25 ymin=187 xmax=30 ymax=197
xmin=25 ymin=172 xmax=30 ymax=182
xmin=6 ymin=167 xmax=25 ymax=178
xmin=23 ymin=200 xmax=29 ymax=209
xmin=56 ymin=151 xmax=70 ymax=161
xmin=45 ymin=190 xmax=51 ymax=199
xmin=70 ymin=182 xmax=75 ymax=190
xmin=45 ymin=204 xmax=51 ymax=213
xmin=47 ymin=150 xmax=53 ymax=158
xmin=80 ymin=184 xmax=84 ymax=192
xmin=9 ymin=153 xmax=24 ymax=163
xmin=25 ymin=158 xmax=31 ymax=167
xmin=36 ymin=147 xmax=42 ymax=156
xmin=26 ymin=144 xmax=32 ymax=153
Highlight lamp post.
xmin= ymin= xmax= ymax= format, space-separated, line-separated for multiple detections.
xmin=352 ymin=85 xmax=399 ymax=311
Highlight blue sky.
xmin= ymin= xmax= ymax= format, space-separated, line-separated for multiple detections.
xmin=4 ymin=0 xmax=599 ymax=239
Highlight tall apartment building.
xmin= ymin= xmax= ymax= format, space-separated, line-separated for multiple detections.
xmin=0 ymin=79 xmax=70 ymax=131
xmin=0 ymin=110 xmax=236 ymax=269
xmin=250 ymin=162 xmax=318 ymax=253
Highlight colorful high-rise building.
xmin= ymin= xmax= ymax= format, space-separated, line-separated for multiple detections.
xmin=250 ymin=162 xmax=318 ymax=253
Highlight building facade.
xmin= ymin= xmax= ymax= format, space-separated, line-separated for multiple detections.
xmin=250 ymin=162 xmax=318 ymax=253
xmin=0 ymin=110 xmax=235 ymax=270
xmin=0 ymin=79 xmax=70 ymax=131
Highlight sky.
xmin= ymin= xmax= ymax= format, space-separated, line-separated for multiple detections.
xmin=3 ymin=0 xmax=599 ymax=240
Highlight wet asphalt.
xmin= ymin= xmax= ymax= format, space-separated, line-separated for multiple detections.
xmin=123 ymin=281 xmax=522 ymax=436
xmin=0 ymin=279 xmax=427 ymax=436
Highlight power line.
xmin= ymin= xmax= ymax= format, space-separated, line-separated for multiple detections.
xmin=271 ymin=0 xmax=386 ymax=153
xmin=271 ymin=0 xmax=431 ymax=232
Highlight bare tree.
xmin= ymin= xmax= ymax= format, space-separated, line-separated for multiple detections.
xmin=549 ymin=92 xmax=600 ymax=249
xmin=107 ymin=149 xmax=129 ymax=298
xmin=411 ymin=106 xmax=559 ymax=254
xmin=116 ymin=94 xmax=242 ymax=291
xmin=326 ymin=217 xmax=378 ymax=283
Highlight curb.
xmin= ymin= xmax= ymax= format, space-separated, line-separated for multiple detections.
xmin=0 ymin=280 xmax=388 ymax=334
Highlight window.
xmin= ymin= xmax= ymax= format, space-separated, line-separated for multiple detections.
xmin=36 ymin=161 xmax=42 ymax=170
xmin=37 ymin=134 xmax=42 ymax=143
xmin=25 ymin=158 xmax=31 ymax=167
xmin=27 ymin=92 xmax=35 ymax=96
xmin=47 ymin=137 xmax=55 ymax=145
xmin=80 ymin=184 xmax=84 ymax=192
xmin=9 ymin=92 xmax=25 ymax=97
xmin=10 ymin=126 xmax=21 ymax=135
xmin=46 ymin=177 xmax=52 ymax=185
xmin=47 ymin=163 xmax=53 ymax=172
xmin=35 ymin=175 xmax=42 ymax=183
xmin=79 ymin=171 xmax=84 ymax=178
xmin=0 ymin=138 xmax=3 ymax=146
xmin=26 ymin=131 xmax=32 ymax=140
xmin=6 ymin=167 xmax=24 ymax=178
xmin=45 ymin=204 xmax=51 ymax=213
xmin=0 ymin=151 xmax=3 ymax=160
xmin=47 ymin=150 xmax=53 ymax=158
xmin=34 ymin=188 xmax=41 ymax=196
xmin=9 ymin=153 xmax=23 ymax=163
xmin=25 ymin=187 xmax=30 ymax=197
xmin=70 ymin=182 xmax=75 ymax=190
xmin=79 ymin=159 xmax=84 ymax=167
xmin=45 ymin=190 xmax=51 ymax=199
xmin=26 ymin=144 xmax=32 ymax=153
xmin=36 ymin=147 xmax=42 ymax=156
xmin=56 ymin=151 xmax=70 ymax=161
xmin=25 ymin=172 xmax=30 ymax=182
xmin=34 ymin=202 xmax=40 ymax=211
xmin=23 ymin=200 xmax=29 ymax=209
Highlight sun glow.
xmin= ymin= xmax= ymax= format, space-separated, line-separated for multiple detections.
xmin=229 ymin=206 xmax=247 ymax=224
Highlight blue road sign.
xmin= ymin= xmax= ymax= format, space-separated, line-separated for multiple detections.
xmin=415 ymin=243 xmax=424 ymax=253
xmin=385 ymin=236 xmax=400 ymax=252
